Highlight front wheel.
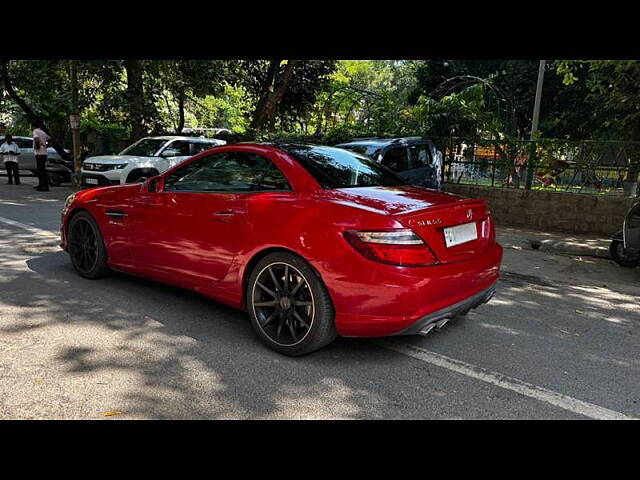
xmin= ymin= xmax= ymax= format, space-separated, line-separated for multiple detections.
xmin=609 ymin=240 xmax=639 ymax=268
xmin=67 ymin=211 xmax=111 ymax=279
xmin=247 ymin=252 xmax=337 ymax=356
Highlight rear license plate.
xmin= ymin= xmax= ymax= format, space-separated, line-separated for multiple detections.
xmin=85 ymin=178 xmax=99 ymax=185
xmin=444 ymin=222 xmax=478 ymax=248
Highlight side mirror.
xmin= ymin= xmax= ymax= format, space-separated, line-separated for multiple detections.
xmin=145 ymin=175 xmax=165 ymax=193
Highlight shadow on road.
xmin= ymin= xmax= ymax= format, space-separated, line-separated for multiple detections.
xmin=1 ymin=225 xmax=637 ymax=419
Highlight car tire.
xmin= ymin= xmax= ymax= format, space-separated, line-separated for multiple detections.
xmin=67 ymin=211 xmax=111 ymax=279
xmin=609 ymin=240 xmax=639 ymax=268
xmin=247 ymin=252 xmax=337 ymax=356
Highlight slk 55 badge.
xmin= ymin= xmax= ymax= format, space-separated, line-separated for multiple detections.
xmin=416 ymin=218 xmax=442 ymax=226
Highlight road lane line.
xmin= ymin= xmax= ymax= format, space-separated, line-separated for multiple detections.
xmin=375 ymin=338 xmax=635 ymax=420
xmin=0 ymin=215 xmax=59 ymax=240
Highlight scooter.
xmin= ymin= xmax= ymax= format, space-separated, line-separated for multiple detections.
xmin=609 ymin=200 xmax=640 ymax=268
xmin=45 ymin=157 xmax=74 ymax=187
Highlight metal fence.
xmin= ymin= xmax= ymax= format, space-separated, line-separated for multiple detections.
xmin=433 ymin=137 xmax=640 ymax=196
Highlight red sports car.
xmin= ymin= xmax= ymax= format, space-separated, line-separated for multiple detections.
xmin=60 ymin=143 xmax=502 ymax=356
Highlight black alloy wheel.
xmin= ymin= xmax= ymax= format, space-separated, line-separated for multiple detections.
xmin=252 ymin=262 xmax=315 ymax=346
xmin=67 ymin=212 xmax=110 ymax=279
xmin=248 ymin=252 xmax=336 ymax=356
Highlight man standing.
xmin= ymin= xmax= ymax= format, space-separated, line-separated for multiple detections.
xmin=33 ymin=124 xmax=51 ymax=191
xmin=1 ymin=134 xmax=21 ymax=185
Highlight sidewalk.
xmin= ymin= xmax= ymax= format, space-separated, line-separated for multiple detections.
xmin=498 ymin=226 xmax=612 ymax=260
xmin=497 ymin=224 xmax=639 ymax=296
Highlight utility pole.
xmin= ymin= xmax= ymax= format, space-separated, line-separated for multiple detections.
xmin=525 ymin=60 xmax=546 ymax=190
xmin=70 ymin=61 xmax=82 ymax=188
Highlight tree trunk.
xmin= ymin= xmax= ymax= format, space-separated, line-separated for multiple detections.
xmin=123 ymin=60 xmax=146 ymax=142
xmin=250 ymin=60 xmax=299 ymax=131
xmin=1 ymin=60 xmax=72 ymax=161
xmin=176 ymin=91 xmax=185 ymax=134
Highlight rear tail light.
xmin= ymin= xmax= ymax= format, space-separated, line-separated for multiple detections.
xmin=486 ymin=214 xmax=496 ymax=244
xmin=343 ymin=229 xmax=438 ymax=266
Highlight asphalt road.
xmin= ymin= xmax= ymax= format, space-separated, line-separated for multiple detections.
xmin=1 ymin=178 xmax=638 ymax=419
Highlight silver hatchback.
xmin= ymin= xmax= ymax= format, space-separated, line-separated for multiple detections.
xmin=9 ymin=136 xmax=68 ymax=172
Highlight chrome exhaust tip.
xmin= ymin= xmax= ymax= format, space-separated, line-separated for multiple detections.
xmin=418 ymin=323 xmax=437 ymax=336
xmin=435 ymin=318 xmax=451 ymax=330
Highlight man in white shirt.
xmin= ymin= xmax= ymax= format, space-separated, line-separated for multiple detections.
xmin=33 ymin=124 xmax=51 ymax=191
xmin=1 ymin=134 xmax=21 ymax=185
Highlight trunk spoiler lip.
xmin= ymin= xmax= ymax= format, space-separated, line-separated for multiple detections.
xmin=391 ymin=198 xmax=488 ymax=218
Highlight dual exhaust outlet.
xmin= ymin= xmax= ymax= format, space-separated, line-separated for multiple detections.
xmin=418 ymin=290 xmax=495 ymax=337
xmin=418 ymin=317 xmax=453 ymax=336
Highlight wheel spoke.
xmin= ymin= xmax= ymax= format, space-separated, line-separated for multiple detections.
xmin=276 ymin=313 xmax=285 ymax=340
xmin=293 ymin=310 xmax=310 ymax=329
xmin=283 ymin=265 xmax=289 ymax=293
xmin=261 ymin=311 xmax=277 ymax=328
xmin=254 ymin=300 xmax=278 ymax=307
xmin=256 ymin=281 xmax=276 ymax=298
xmin=287 ymin=316 xmax=298 ymax=343
xmin=290 ymin=277 xmax=304 ymax=296
xmin=268 ymin=266 xmax=281 ymax=292
xmin=294 ymin=300 xmax=312 ymax=307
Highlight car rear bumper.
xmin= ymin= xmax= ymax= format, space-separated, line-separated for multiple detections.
xmin=329 ymin=243 xmax=503 ymax=337
xmin=392 ymin=282 xmax=496 ymax=335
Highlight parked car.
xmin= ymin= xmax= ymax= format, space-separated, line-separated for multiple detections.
xmin=609 ymin=200 xmax=640 ymax=268
xmin=80 ymin=135 xmax=226 ymax=187
xmin=335 ymin=137 xmax=443 ymax=190
xmin=6 ymin=136 xmax=70 ymax=173
xmin=61 ymin=143 xmax=502 ymax=356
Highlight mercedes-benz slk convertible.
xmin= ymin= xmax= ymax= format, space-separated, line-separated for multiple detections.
xmin=61 ymin=143 xmax=502 ymax=356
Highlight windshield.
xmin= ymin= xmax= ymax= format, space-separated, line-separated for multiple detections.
xmin=119 ymin=139 xmax=167 ymax=157
xmin=280 ymin=145 xmax=406 ymax=189
xmin=339 ymin=144 xmax=381 ymax=159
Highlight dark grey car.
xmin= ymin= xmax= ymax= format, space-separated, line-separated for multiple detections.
xmin=335 ymin=137 xmax=443 ymax=190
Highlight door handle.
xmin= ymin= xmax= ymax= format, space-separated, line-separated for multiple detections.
xmin=213 ymin=210 xmax=235 ymax=217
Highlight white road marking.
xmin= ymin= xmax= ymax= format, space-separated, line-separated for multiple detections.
xmin=375 ymin=339 xmax=635 ymax=420
xmin=0 ymin=215 xmax=59 ymax=240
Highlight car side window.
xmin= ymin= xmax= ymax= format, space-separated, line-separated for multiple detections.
xmin=381 ymin=147 xmax=409 ymax=171
xmin=409 ymin=145 xmax=432 ymax=168
xmin=190 ymin=142 xmax=215 ymax=155
xmin=164 ymin=151 xmax=291 ymax=193
xmin=162 ymin=141 xmax=191 ymax=157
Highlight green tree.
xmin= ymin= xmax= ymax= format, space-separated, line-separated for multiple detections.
xmin=241 ymin=60 xmax=337 ymax=131
xmin=558 ymin=60 xmax=640 ymax=194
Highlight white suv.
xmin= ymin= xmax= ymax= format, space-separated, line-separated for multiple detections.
xmin=80 ymin=135 xmax=225 ymax=187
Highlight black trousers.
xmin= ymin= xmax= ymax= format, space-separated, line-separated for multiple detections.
xmin=5 ymin=161 xmax=20 ymax=184
xmin=36 ymin=154 xmax=49 ymax=189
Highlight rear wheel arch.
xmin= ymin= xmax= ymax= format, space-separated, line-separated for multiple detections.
xmin=241 ymin=247 xmax=326 ymax=309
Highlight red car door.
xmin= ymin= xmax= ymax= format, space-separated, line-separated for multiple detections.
xmin=128 ymin=149 xmax=290 ymax=286
xmin=129 ymin=191 xmax=247 ymax=285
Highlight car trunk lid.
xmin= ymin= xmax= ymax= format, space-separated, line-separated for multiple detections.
xmin=396 ymin=198 xmax=493 ymax=264
xmin=329 ymin=186 xmax=493 ymax=264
